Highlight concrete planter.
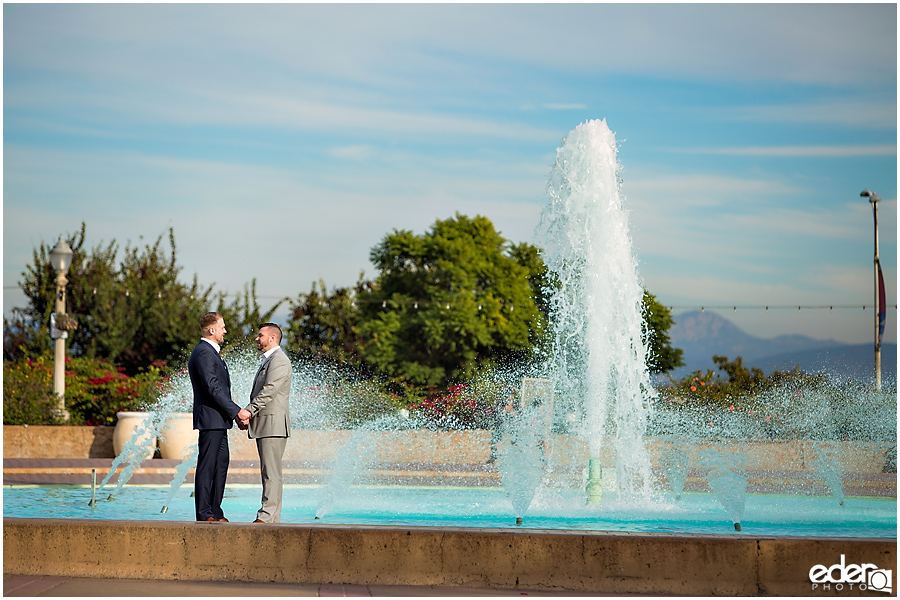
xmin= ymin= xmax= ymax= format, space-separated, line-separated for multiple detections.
xmin=112 ymin=412 xmax=156 ymax=459
xmin=158 ymin=413 xmax=196 ymax=460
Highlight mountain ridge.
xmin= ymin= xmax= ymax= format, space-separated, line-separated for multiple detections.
xmin=667 ymin=310 xmax=895 ymax=382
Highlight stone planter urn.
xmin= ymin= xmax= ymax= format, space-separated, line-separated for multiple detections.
xmin=113 ymin=411 xmax=157 ymax=459
xmin=158 ymin=412 xmax=197 ymax=460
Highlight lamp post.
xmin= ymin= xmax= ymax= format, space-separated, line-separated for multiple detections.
xmin=860 ymin=190 xmax=882 ymax=391
xmin=49 ymin=235 xmax=73 ymax=421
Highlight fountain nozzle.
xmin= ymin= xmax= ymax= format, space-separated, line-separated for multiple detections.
xmin=160 ymin=506 xmax=168 ymax=514
xmin=88 ymin=468 xmax=96 ymax=508
xmin=107 ymin=494 xmax=115 ymax=501
xmin=516 ymin=517 xmax=523 ymax=525
xmin=734 ymin=522 xmax=742 ymax=532
xmin=585 ymin=458 xmax=603 ymax=505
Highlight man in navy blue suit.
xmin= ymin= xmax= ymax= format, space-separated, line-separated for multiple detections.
xmin=188 ymin=311 xmax=251 ymax=522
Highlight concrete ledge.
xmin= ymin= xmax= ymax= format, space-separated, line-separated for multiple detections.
xmin=3 ymin=518 xmax=895 ymax=596
xmin=4 ymin=426 xmax=115 ymax=458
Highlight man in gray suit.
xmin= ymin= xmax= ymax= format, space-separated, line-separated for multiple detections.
xmin=239 ymin=322 xmax=292 ymax=523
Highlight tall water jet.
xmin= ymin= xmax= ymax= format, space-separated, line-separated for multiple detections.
xmin=536 ymin=119 xmax=655 ymax=501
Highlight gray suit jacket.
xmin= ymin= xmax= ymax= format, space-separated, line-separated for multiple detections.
xmin=246 ymin=347 xmax=292 ymax=439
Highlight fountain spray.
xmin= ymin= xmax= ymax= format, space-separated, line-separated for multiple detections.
xmin=536 ymin=119 xmax=656 ymax=503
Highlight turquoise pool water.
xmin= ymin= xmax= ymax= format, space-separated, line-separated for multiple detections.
xmin=3 ymin=484 xmax=895 ymax=538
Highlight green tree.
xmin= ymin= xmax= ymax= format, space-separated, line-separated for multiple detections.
xmin=285 ymin=278 xmax=366 ymax=364
xmin=641 ymin=291 xmax=684 ymax=374
xmin=4 ymin=224 xmax=282 ymax=374
xmin=357 ymin=213 xmax=548 ymax=389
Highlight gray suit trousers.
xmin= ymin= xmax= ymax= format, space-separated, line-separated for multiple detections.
xmin=256 ymin=436 xmax=288 ymax=523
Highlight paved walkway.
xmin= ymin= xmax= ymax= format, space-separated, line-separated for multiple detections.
xmin=4 ymin=575 xmax=617 ymax=597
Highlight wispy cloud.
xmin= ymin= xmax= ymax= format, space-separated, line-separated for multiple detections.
xmin=542 ymin=104 xmax=587 ymax=111
xmin=4 ymin=3 xmax=895 ymax=345
xmin=725 ymin=101 xmax=897 ymax=129
xmin=625 ymin=173 xmax=802 ymax=206
xmin=669 ymin=145 xmax=896 ymax=157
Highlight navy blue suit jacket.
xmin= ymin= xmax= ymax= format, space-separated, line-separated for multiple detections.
xmin=189 ymin=340 xmax=241 ymax=430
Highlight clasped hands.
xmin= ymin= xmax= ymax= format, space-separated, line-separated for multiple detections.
xmin=236 ymin=408 xmax=252 ymax=430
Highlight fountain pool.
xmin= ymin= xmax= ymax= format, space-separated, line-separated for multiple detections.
xmin=3 ymin=484 xmax=895 ymax=539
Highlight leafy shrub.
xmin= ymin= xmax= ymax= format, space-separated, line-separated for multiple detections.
xmin=3 ymin=354 xmax=168 ymax=425
xmin=654 ymin=355 xmax=897 ymax=442
xmin=408 ymin=377 xmax=520 ymax=431
xmin=3 ymin=355 xmax=57 ymax=424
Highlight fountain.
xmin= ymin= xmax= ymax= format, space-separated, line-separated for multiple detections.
xmin=3 ymin=123 xmax=896 ymax=599
xmin=4 ymin=119 xmax=895 ymax=594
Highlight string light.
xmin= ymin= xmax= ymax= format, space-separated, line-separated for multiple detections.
xmin=7 ymin=283 xmax=893 ymax=315
xmin=667 ymin=304 xmax=896 ymax=312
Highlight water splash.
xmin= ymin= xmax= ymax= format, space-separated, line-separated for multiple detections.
xmin=700 ymin=446 xmax=748 ymax=530
xmin=99 ymin=411 xmax=165 ymax=500
xmin=314 ymin=414 xmax=410 ymax=519
xmin=658 ymin=436 xmax=691 ymax=500
xmin=315 ymin=429 xmax=372 ymax=519
xmin=498 ymin=404 xmax=547 ymax=524
xmin=535 ymin=119 xmax=655 ymax=500
xmin=160 ymin=443 xmax=198 ymax=513
xmin=809 ymin=446 xmax=845 ymax=506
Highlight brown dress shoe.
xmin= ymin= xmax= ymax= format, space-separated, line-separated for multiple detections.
xmin=218 ymin=517 xmax=229 ymax=522
xmin=203 ymin=517 xmax=218 ymax=522
xmin=253 ymin=519 xmax=265 ymax=523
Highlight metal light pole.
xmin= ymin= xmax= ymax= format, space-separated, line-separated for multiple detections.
xmin=861 ymin=190 xmax=882 ymax=391
xmin=49 ymin=235 xmax=73 ymax=421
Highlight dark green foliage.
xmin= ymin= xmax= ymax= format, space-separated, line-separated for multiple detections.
xmin=284 ymin=214 xmax=683 ymax=392
xmin=2 ymin=355 xmax=57 ymax=424
xmin=641 ymin=291 xmax=684 ymax=373
xmin=356 ymin=213 xmax=548 ymax=388
xmin=3 ymin=224 xmax=284 ymax=374
xmin=662 ymin=354 xmax=795 ymax=407
xmin=285 ymin=279 xmax=366 ymax=364
xmin=4 ymin=224 xmax=214 ymax=374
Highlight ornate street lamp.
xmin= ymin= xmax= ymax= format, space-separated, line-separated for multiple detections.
xmin=49 ymin=235 xmax=73 ymax=421
xmin=860 ymin=190 xmax=883 ymax=391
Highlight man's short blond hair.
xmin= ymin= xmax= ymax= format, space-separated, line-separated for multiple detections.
xmin=200 ymin=312 xmax=222 ymax=333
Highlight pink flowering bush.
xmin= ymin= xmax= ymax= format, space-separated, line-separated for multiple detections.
xmin=408 ymin=383 xmax=512 ymax=430
xmin=3 ymin=354 xmax=168 ymax=425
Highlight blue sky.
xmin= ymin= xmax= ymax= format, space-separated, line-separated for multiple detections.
xmin=3 ymin=3 xmax=897 ymax=346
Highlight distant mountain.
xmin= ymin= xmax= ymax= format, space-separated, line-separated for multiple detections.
xmin=755 ymin=344 xmax=896 ymax=382
xmin=666 ymin=310 xmax=896 ymax=383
